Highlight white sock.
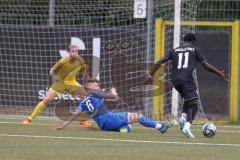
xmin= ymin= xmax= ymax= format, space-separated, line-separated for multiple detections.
xmin=181 ymin=113 xmax=187 ymax=119
xmin=184 ymin=122 xmax=191 ymax=130
xmin=155 ymin=123 xmax=162 ymax=130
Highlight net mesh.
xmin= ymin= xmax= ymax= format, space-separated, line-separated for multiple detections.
xmin=0 ymin=0 xmax=236 ymax=123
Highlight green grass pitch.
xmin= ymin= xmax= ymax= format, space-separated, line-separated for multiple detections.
xmin=0 ymin=118 xmax=240 ymax=160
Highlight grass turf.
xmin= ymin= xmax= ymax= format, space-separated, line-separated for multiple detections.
xmin=0 ymin=119 xmax=240 ymax=160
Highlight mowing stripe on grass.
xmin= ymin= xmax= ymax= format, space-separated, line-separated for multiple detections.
xmin=0 ymin=133 xmax=240 ymax=148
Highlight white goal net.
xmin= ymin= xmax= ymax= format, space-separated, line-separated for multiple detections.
xmin=0 ymin=0 xmax=208 ymax=123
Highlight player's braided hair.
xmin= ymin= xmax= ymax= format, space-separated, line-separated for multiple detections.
xmin=184 ymin=33 xmax=197 ymax=43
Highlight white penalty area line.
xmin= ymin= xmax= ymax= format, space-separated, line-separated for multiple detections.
xmin=0 ymin=133 xmax=240 ymax=148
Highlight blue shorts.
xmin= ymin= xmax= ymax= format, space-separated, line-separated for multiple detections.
xmin=93 ymin=112 xmax=129 ymax=131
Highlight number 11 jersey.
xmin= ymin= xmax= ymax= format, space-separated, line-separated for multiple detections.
xmin=165 ymin=42 xmax=207 ymax=85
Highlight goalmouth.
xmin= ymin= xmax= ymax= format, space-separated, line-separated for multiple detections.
xmin=154 ymin=19 xmax=239 ymax=124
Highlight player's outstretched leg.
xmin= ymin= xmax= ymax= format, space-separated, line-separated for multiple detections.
xmin=128 ymin=113 xmax=170 ymax=134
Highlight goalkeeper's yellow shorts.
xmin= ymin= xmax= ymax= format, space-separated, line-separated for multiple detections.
xmin=49 ymin=80 xmax=85 ymax=96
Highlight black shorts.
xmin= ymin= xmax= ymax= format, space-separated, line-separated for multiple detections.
xmin=173 ymin=81 xmax=198 ymax=101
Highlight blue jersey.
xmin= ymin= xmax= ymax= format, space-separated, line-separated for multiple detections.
xmin=75 ymin=90 xmax=129 ymax=131
xmin=75 ymin=90 xmax=109 ymax=118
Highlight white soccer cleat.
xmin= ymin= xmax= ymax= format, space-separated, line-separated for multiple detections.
xmin=179 ymin=117 xmax=186 ymax=130
xmin=182 ymin=127 xmax=195 ymax=138
xmin=179 ymin=113 xmax=187 ymax=131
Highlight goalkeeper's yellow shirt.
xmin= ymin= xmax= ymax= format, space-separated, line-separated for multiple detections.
xmin=51 ymin=55 xmax=86 ymax=82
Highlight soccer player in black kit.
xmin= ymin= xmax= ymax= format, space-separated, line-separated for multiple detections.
xmin=144 ymin=33 xmax=228 ymax=138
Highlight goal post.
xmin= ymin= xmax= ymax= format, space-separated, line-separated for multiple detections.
xmin=230 ymin=20 xmax=239 ymax=123
xmin=154 ymin=19 xmax=239 ymax=123
xmin=171 ymin=0 xmax=181 ymax=124
xmin=153 ymin=18 xmax=164 ymax=120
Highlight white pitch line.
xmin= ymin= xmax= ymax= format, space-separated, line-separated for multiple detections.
xmin=0 ymin=133 xmax=240 ymax=148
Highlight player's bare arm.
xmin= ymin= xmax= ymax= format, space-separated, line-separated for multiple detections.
xmin=104 ymin=87 xmax=119 ymax=100
xmin=144 ymin=57 xmax=169 ymax=85
xmin=201 ymin=62 xmax=229 ymax=81
xmin=55 ymin=112 xmax=81 ymax=130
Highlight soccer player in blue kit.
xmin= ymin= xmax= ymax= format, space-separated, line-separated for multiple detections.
xmin=144 ymin=33 xmax=228 ymax=138
xmin=56 ymin=79 xmax=170 ymax=133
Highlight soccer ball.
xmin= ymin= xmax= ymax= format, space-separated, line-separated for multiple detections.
xmin=202 ymin=123 xmax=216 ymax=138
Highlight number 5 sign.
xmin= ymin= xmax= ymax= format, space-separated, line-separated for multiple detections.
xmin=134 ymin=0 xmax=146 ymax=18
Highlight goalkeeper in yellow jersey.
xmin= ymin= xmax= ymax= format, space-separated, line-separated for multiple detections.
xmin=22 ymin=44 xmax=92 ymax=126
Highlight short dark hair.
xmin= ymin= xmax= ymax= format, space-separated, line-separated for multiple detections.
xmin=183 ymin=33 xmax=197 ymax=43
xmin=86 ymin=79 xmax=100 ymax=84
